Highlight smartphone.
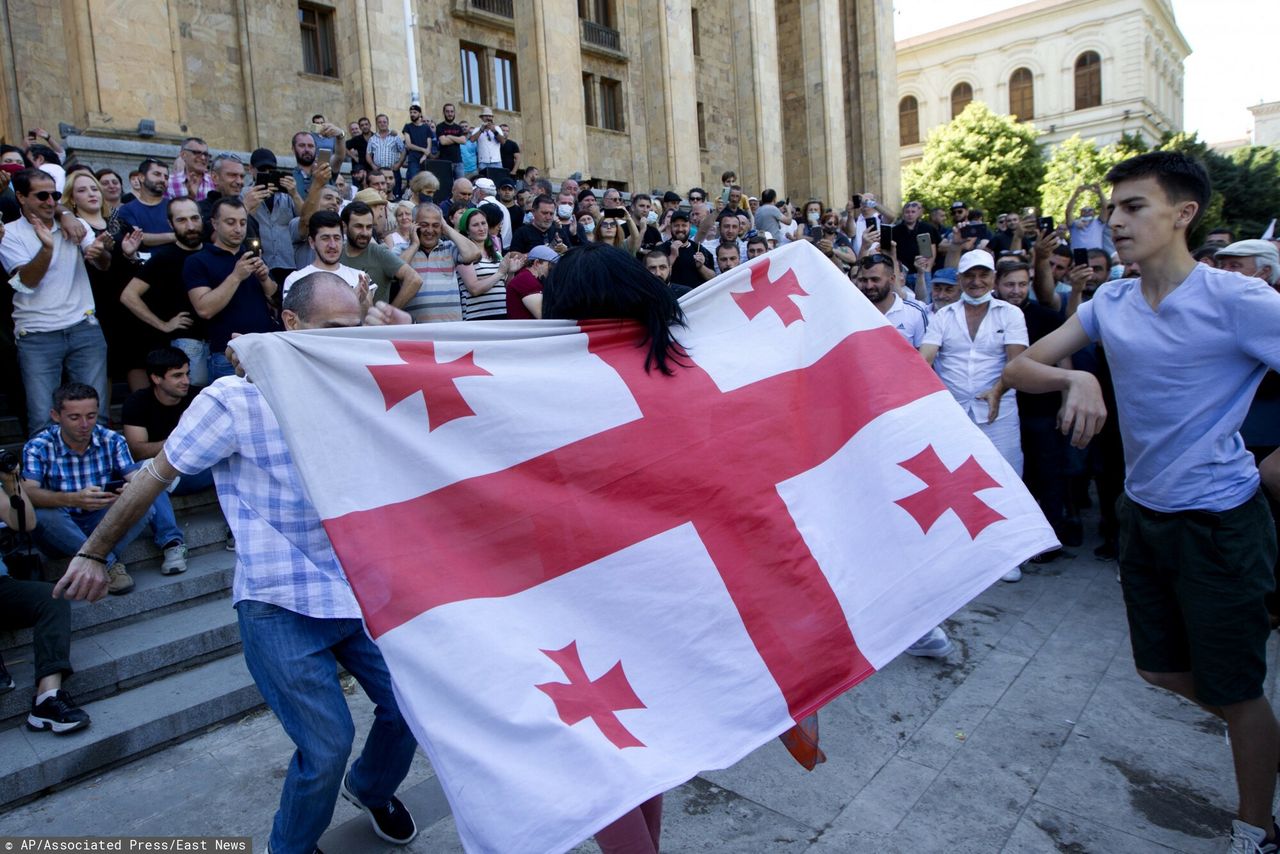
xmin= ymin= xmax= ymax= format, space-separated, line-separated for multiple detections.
xmin=254 ymin=168 xmax=284 ymax=189
xmin=604 ymin=207 xmax=627 ymax=220
xmin=1022 ymin=207 xmax=1036 ymax=219
xmin=245 ymin=237 xmax=262 ymax=258
xmin=104 ymin=479 xmax=126 ymax=493
xmin=1037 ymin=216 xmax=1055 ymax=234
xmin=851 ymin=194 xmax=862 ymax=210
xmin=865 ymin=215 xmax=880 ymax=233
xmin=962 ymin=224 xmax=983 ymax=239
xmin=916 ymin=233 xmax=933 ymax=259
xmin=1072 ymin=247 xmax=1090 ymax=267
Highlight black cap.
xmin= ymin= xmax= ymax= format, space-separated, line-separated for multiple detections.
xmin=662 ymin=190 xmax=682 ymax=204
xmin=669 ymin=209 xmax=690 ymax=222
xmin=250 ymin=148 xmax=278 ymax=169
xmin=950 ymin=200 xmax=967 ymax=209
xmin=497 ymin=177 xmax=516 ymax=189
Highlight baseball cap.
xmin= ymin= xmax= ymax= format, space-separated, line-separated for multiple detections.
xmin=409 ymin=103 xmax=422 ymax=111
xmin=250 ymin=148 xmax=278 ymax=169
xmin=669 ymin=209 xmax=690 ymax=222
xmin=931 ymin=267 xmax=959 ymax=285
xmin=950 ymin=200 xmax=967 ymax=210
xmin=957 ymin=250 xmax=995 ymax=274
xmin=1215 ymin=239 xmax=1279 ymax=261
xmin=662 ymin=191 xmax=682 ymax=205
xmin=474 ymin=177 xmax=496 ymax=194
xmin=352 ymin=188 xmax=388 ymax=207
xmin=528 ymin=245 xmax=559 ymax=263
xmin=497 ymin=177 xmax=516 ymax=189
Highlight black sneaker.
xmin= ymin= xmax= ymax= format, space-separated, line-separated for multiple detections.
xmin=340 ymin=773 xmax=417 ymax=844
xmin=27 ymin=690 xmax=90 ymax=734
xmin=0 ymin=651 xmax=14 ymax=694
xmin=1094 ymin=540 xmax=1118 ymax=561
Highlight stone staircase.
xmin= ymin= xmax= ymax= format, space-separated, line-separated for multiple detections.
xmin=0 ymin=391 xmax=261 ymax=809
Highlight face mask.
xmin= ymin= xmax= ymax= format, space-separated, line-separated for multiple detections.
xmin=865 ymin=200 xmax=877 ymax=209
xmin=806 ymin=212 xmax=820 ymax=225
xmin=523 ymin=212 xmax=533 ymax=224
xmin=557 ymin=204 xmax=572 ymax=219
xmin=646 ymin=210 xmax=658 ymax=225
xmin=581 ymin=221 xmax=595 ymax=234
xmin=689 ymin=226 xmax=698 ymax=238
xmin=1110 ymin=264 xmax=1125 ymax=280
xmin=1079 ymin=216 xmax=1095 ymax=226
xmin=961 ymin=290 xmax=994 ymax=305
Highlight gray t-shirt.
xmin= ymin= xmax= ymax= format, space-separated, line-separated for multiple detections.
xmin=340 ymin=243 xmax=404 ymax=305
xmin=754 ymin=204 xmax=783 ymax=240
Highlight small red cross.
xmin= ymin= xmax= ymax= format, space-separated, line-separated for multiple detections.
xmin=535 ymin=641 xmax=646 ymax=750
xmin=894 ymin=445 xmax=1005 ymax=539
xmin=731 ymin=257 xmax=809 ymax=326
xmin=368 ymin=340 xmax=491 ymax=431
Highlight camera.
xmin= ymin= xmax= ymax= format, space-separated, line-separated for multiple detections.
xmin=0 ymin=449 xmax=19 ymax=475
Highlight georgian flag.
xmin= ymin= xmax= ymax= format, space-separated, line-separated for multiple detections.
xmin=231 ymin=240 xmax=1057 ymax=853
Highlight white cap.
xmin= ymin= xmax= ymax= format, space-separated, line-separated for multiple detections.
xmin=957 ymin=249 xmax=995 ymax=274
xmin=474 ymin=178 xmax=496 ymax=194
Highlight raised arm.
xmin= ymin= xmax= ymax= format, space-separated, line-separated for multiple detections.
xmin=1002 ymin=314 xmax=1106 ymax=447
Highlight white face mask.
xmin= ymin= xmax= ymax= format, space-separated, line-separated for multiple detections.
xmin=961 ymin=290 xmax=994 ymax=305
xmin=646 ymin=210 xmax=658 ymax=225
xmin=806 ymin=212 xmax=820 ymax=225
xmin=557 ymin=204 xmax=572 ymax=219
xmin=581 ymin=221 xmax=595 ymax=234
xmin=1079 ymin=216 xmax=1095 ymax=226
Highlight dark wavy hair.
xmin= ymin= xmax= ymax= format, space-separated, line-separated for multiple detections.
xmin=543 ymin=242 xmax=687 ymax=375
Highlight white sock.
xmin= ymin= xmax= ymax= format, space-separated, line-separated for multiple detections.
xmin=36 ymin=689 xmax=58 ymax=705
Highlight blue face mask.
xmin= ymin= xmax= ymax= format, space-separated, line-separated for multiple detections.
xmin=581 ymin=221 xmax=595 ymax=234
xmin=689 ymin=226 xmax=698 ymax=238
xmin=1110 ymin=264 xmax=1125 ymax=280
xmin=961 ymin=290 xmax=994 ymax=306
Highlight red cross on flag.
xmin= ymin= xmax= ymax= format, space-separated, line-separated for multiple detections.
xmin=231 ymin=240 xmax=1057 ymax=853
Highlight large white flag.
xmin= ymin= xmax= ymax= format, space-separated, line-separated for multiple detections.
xmin=232 ymin=240 xmax=1057 ymax=853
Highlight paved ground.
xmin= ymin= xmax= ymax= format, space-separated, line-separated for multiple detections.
xmin=0 ymin=520 xmax=1271 ymax=853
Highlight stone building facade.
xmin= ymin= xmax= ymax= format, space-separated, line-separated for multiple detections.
xmin=896 ymin=0 xmax=1188 ymax=165
xmin=0 ymin=0 xmax=900 ymax=206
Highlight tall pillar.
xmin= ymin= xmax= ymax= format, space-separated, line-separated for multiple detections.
xmin=844 ymin=0 xmax=900 ymax=208
xmin=654 ymin=0 xmax=700 ymax=192
xmin=514 ymin=0 xmax=589 ymax=182
xmin=804 ymin=0 xmax=849 ymax=208
xmin=733 ymin=0 xmax=785 ymax=195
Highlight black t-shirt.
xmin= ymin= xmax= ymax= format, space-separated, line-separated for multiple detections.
xmin=347 ymin=134 xmax=370 ymax=169
xmin=1017 ymin=302 xmax=1064 ymax=417
xmin=889 ymin=221 xmax=939 ymax=270
xmin=500 ymin=139 xmax=520 ymax=172
xmin=510 ymin=222 xmax=573 ymax=254
xmin=656 ymin=239 xmax=708 ymax=288
xmin=136 ymin=244 xmax=207 ymax=340
xmin=988 ymin=229 xmax=1035 ymax=258
xmin=402 ymin=122 xmax=435 ymax=163
xmin=435 ymin=122 xmax=465 ymax=163
xmin=121 ymin=387 xmax=197 ymax=443
xmin=198 ymin=191 xmax=259 ymax=244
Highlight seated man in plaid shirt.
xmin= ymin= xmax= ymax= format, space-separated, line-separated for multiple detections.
xmin=21 ymin=383 xmax=187 ymax=595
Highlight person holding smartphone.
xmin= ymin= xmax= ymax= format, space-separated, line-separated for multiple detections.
xmin=890 ymin=200 xmax=939 ymax=289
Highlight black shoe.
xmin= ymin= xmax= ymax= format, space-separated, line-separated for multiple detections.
xmin=340 ymin=773 xmax=417 ymax=844
xmin=1030 ymin=548 xmax=1064 ymax=564
xmin=27 ymin=690 xmax=90 ymax=734
xmin=1058 ymin=518 xmax=1084 ymax=547
xmin=0 ymin=651 xmax=14 ymax=694
xmin=1094 ymin=541 xmax=1118 ymax=561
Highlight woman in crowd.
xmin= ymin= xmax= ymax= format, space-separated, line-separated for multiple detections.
xmin=456 ymin=206 xmax=519 ymax=320
xmin=384 ymin=201 xmax=416 ymax=259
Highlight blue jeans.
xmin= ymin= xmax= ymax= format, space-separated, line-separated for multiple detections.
xmin=171 ymin=467 xmax=214 ymax=496
xmin=449 ymin=162 xmax=465 ymax=180
xmin=17 ymin=317 xmax=109 ymax=436
xmin=209 ymin=351 xmax=236 ymax=381
xmin=146 ymin=491 xmax=184 ymax=547
xmin=34 ymin=505 xmax=152 ymax=566
xmin=171 ymin=338 xmax=210 ymax=387
xmin=236 ymin=601 xmax=418 ymax=854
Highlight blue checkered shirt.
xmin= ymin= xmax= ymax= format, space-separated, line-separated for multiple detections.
xmin=23 ymin=425 xmax=134 ymax=515
xmin=164 ymin=377 xmax=361 ymax=619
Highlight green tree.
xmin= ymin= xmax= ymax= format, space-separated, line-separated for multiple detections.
xmin=902 ymin=102 xmax=1045 ymax=218
xmin=1038 ymin=135 xmax=1110 ymax=223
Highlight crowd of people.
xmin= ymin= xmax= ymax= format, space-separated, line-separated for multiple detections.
xmin=1 ymin=107 xmax=1279 ymax=853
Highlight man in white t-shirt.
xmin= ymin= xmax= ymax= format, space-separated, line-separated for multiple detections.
xmin=0 ymin=169 xmax=121 ymax=435
xmin=281 ymin=210 xmax=366 ymax=299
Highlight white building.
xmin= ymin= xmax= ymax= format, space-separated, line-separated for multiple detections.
xmin=1249 ymin=101 xmax=1280 ymax=148
xmin=896 ymin=0 xmax=1188 ymax=164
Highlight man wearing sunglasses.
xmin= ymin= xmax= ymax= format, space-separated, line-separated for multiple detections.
xmin=165 ymin=137 xmax=214 ymax=202
xmin=0 ymin=169 xmax=114 ymax=436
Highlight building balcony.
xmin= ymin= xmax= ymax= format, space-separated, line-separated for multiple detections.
xmin=452 ymin=0 xmax=514 ymax=29
xmin=469 ymin=0 xmax=512 ymax=17
xmin=581 ymin=19 xmax=625 ymax=59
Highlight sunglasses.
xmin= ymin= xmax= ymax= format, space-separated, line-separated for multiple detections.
xmin=859 ymin=253 xmax=893 ymax=268
xmin=29 ymin=190 xmax=62 ymax=202
xmin=689 ymin=195 xmax=704 ymax=202
xmin=183 ymin=149 xmax=210 ymax=158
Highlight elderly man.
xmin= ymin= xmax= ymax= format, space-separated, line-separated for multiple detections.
xmin=1216 ymin=239 xmax=1280 ymax=288
xmin=166 ymin=137 xmax=214 ymax=201
xmin=55 ymin=274 xmax=421 ymax=854
xmin=404 ymin=202 xmax=481 ymax=322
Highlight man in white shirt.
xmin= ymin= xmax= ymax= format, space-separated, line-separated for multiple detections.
xmin=855 ymin=253 xmax=927 ymax=346
xmin=470 ymin=108 xmax=505 ymax=179
xmin=920 ymin=249 xmax=1029 ymax=582
xmin=281 ymin=210 xmax=365 ymax=298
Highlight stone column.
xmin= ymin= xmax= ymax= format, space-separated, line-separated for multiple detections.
xmin=733 ymin=0 xmax=785 ymax=195
xmin=514 ymin=0 xmax=589 ymax=182
xmin=844 ymin=0 xmax=900 ymax=208
xmin=804 ymin=0 xmax=850 ymax=207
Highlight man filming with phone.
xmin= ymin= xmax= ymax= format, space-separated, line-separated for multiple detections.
xmin=890 ymin=200 xmax=939 ymax=289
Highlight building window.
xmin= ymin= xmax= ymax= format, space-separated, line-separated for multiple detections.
xmin=579 ymin=0 xmax=615 ymax=27
xmin=460 ymin=43 xmax=484 ymax=105
xmin=298 ymin=3 xmax=337 ymax=78
xmin=583 ymin=73 xmax=597 ymax=126
xmin=691 ymin=8 xmax=701 ymax=56
xmin=950 ymin=83 xmax=973 ymax=119
xmin=1074 ymin=51 xmax=1102 ymax=110
xmin=899 ymin=96 xmax=919 ymax=146
xmin=599 ymin=78 xmax=624 ymax=131
xmin=492 ymin=51 xmax=519 ymax=112
xmin=696 ymin=102 xmax=707 ymax=150
xmin=1009 ymin=67 xmax=1034 ymax=121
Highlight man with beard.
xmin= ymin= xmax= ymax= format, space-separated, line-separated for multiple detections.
xmin=346 ymin=117 xmax=373 ymax=179
xmin=403 ymin=201 xmax=481 ymax=322
xmin=184 ymin=197 xmax=277 ymax=381
xmin=198 ymin=154 xmax=260 ymax=243
xmin=119 ymin=158 xmax=175 ymax=246
xmin=510 ymin=194 xmax=573 ymax=255
xmin=291 ymin=124 xmax=345 ymax=198
xmin=283 ymin=210 xmax=365 ymax=298
xmin=340 ymin=201 xmax=421 ymax=308
xmin=434 ymin=103 xmax=468 ymax=181
xmin=657 ymin=210 xmax=714 ymax=289
xmin=290 ymin=178 xmax=344 ymax=268
xmin=929 ymin=267 xmax=961 ymax=314
xmin=121 ymin=198 xmax=210 ymax=385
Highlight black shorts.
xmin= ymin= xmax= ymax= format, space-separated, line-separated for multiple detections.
xmin=1117 ymin=490 xmax=1277 ymax=707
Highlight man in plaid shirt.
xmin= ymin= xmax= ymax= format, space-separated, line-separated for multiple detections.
xmin=55 ymin=273 xmax=421 ymax=854
xmin=22 ymin=383 xmax=187 ymax=594
xmin=165 ymin=137 xmax=215 ymax=201
xmin=365 ymin=114 xmax=406 ymax=200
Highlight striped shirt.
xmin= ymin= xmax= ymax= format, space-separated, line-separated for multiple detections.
xmin=164 ymin=378 xmax=361 ymax=619
xmin=23 ymin=424 xmax=134 ymax=514
xmin=460 ymin=255 xmax=507 ymax=320
xmin=406 ymin=241 xmax=464 ymax=323
xmin=366 ymin=132 xmax=406 ymax=169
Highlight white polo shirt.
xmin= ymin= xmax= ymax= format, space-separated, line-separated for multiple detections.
xmin=281 ymin=262 xmax=364 ymax=298
xmin=0 ymin=214 xmax=96 ymax=334
xmin=883 ymin=294 xmax=928 ymax=347
xmin=922 ymin=298 xmax=1028 ymax=423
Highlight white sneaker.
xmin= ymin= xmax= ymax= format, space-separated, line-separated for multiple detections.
xmin=1001 ymin=565 xmax=1023 ymax=583
xmin=1228 ymin=818 xmax=1279 ymax=853
xmin=905 ymin=627 xmax=954 ymax=658
xmin=161 ymin=543 xmax=188 ymax=575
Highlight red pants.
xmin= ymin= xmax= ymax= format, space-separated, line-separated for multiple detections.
xmin=594 ymin=794 xmax=663 ymax=854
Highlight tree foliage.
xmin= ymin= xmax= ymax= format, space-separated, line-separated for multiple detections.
xmin=1152 ymin=132 xmax=1280 ymax=243
xmin=1038 ymin=132 xmax=1150 ymax=222
xmin=902 ymin=102 xmax=1045 ymax=218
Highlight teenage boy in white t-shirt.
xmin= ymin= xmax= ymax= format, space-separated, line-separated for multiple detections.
xmin=1003 ymin=151 xmax=1280 ymax=852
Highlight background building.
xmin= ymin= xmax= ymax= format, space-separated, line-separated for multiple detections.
xmin=1249 ymin=101 xmax=1280 ymax=149
xmin=895 ymin=0 xmax=1188 ymax=164
xmin=0 ymin=0 xmax=899 ymax=206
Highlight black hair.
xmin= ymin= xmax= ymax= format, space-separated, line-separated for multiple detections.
xmin=341 ymin=200 xmax=373 ymax=226
xmin=146 ymin=346 xmax=189 ymax=380
xmin=28 ymin=144 xmax=60 ymax=165
xmin=1192 ymin=244 xmax=1219 ymax=262
xmin=968 ymin=208 xmax=984 ymax=220
xmin=761 ymin=189 xmax=777 ymax=204
xmin=210 ymin=195 xmax=246 ymax=220
xmin=12 ymin=167 xmax=53 ymax=195
xmin=532 ymin=194 xmax=555 ymax=211
xmin=1105 ymin=151 xmax=1211 ymax=232
xmin=576 ymin=187 xmax=596 ymax=204
xmin=1051 ymin=245 xmax=1073 ymax=260
xmin=543 ymin=242 xmax=687 ymax=376
xmin=720 ymin=170 xmax=736 ymax=183
xmin=746 ymin=235 xmax=768 ymax=250
xmin=718 ymin=210 xmax=739 ymax=224
xmin=632 ymin=193 xmax=651 ymax=205
xmin=165 ymin=196 xmax=201 ymax=222
xmin=309 ymin=209 xmax=343 ymax=234
xmin=94 ymin=167 xmax=122 ymax=185
xmin=1087 ymin=248 xmax=1110 ymax=264
xmin=1 ymin=143 xmax=28 ymax=166
xmin=53 ymin=382 xmax=98 ymax=412
xmin=138 ymin=157 xmax=167 ymax=175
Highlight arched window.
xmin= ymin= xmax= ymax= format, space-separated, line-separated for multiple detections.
xmin=899 ymin=96 xmax=919 ymax=146
xmin=1009 ymin=67 xmax=1034 ymax=121
xmin=1075 ymin=51 xmax=1102 ymax=110
xmin=951 ymin=82 xmax=973 ymax=119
